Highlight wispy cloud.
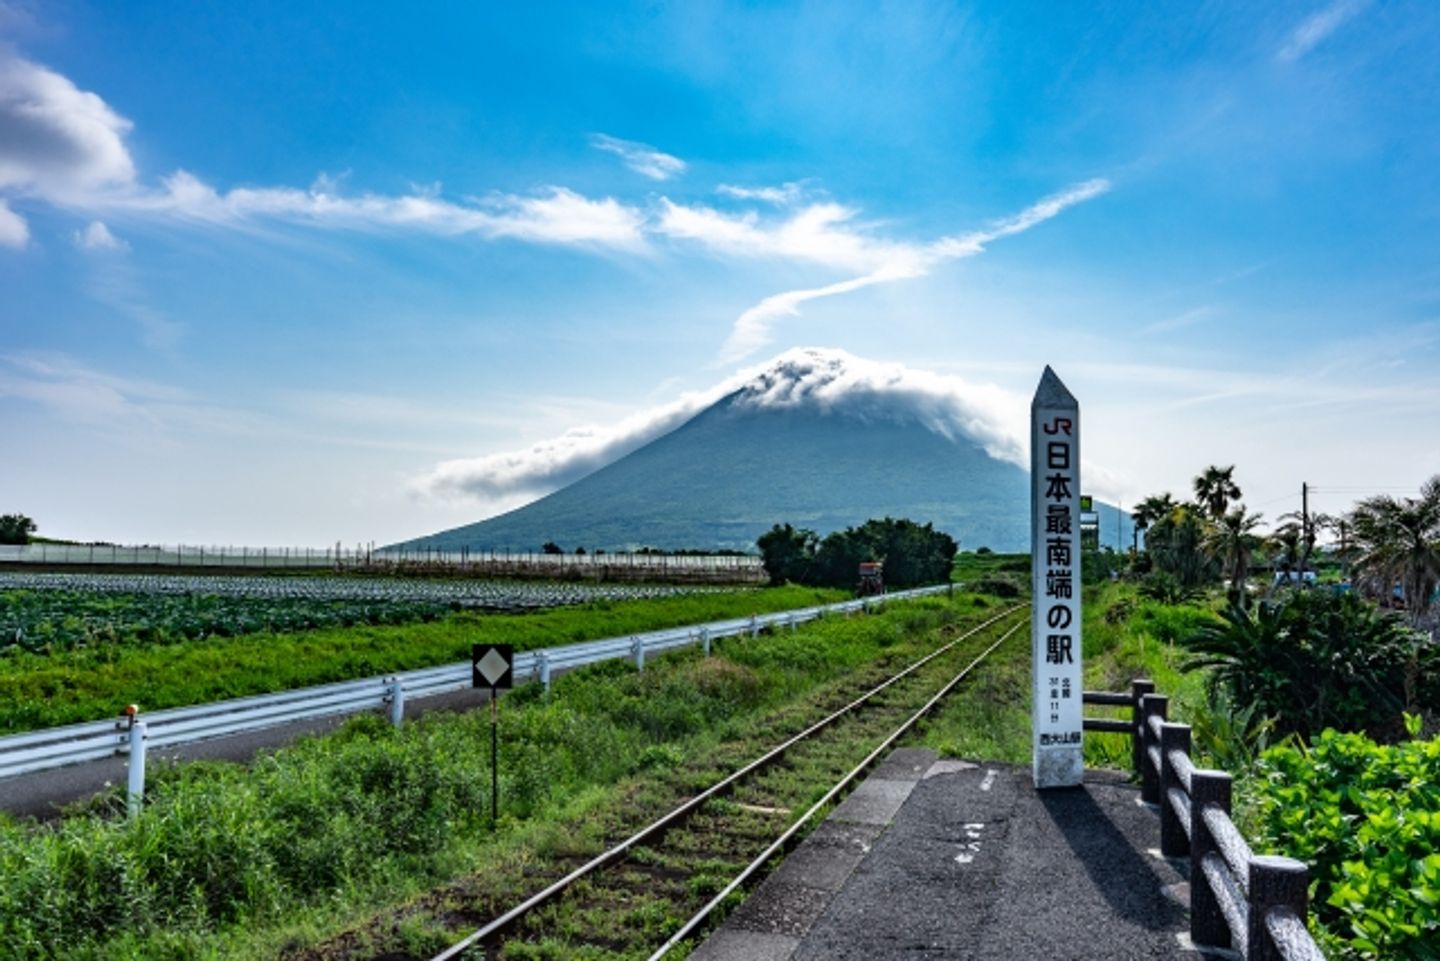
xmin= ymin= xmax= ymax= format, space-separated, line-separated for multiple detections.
xmin=0 ymin=197 xmax=25 ymax=247
xmin=1142 ymin=305 xmax=1216 ymax=335
xmin=716 ymin=181 xmax=808 ymax=205
xmin=0 ymin=352 xmax=183 ymax=426
xmin=412 ymin=346 xmax=1027 ymax=503
xmin=712 ymin=178 xmax=1111 ymax=360
xmin=0 ymin=53 xmax=651 ymax=253
xmin=590 ymin=133 xmax=686 ymax=181
xmin=95 ymin=173 xmax=650 ymax=251
xmin=73 ymin=219 xmax=126 ymax=251
xmin=1 ymin=52 xmax=1109 ymax=364
xmin=1278 ymin=0 xmax=1369 ymax=62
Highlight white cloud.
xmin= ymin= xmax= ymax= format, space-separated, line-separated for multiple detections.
xmin=716 ymin=178 xmax=1111 ymax=359
xmin=656 ymin=198 xmax=924 ymax=274
xmin=0 ymin=55 xmax=1107 ymax=366
xmin=722 ymin=267 xmax=920 ymax=362
xmin=92 ymin=174 xmax=650 ymax=250
xmin=412 ymin=346 xmax=1027 ymax=503
xmin=1278 ymin=0 xmax=1369 ymax=62
xmin=73 ymin=219 xmax=126 ymax=251
xmin=590 ymin=133 xmax=686 ymax=181
xmin=1141 ymin=305 xmax=1216 ymax=335
xmin=0 ymin=352 xmax=182 ymax=426
xmin=0 ymin=197 xmax=25 ymax=247
xmin=0 ymin=54 xmax=649 ymax=253
xmin=717 ymin=181 xmax=808 ymax=205
xmin=0 ymin=53 xmax=135 ymax=194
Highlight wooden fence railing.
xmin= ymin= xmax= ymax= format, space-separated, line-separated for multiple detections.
xmin=1081 ymin=680 xmax=1326 ymax=961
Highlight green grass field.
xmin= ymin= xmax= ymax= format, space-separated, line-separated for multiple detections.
xmin=0 ymin=590 xmax=995 ymax=961
xmin=0 ymin=585 xmax=844 ymax=732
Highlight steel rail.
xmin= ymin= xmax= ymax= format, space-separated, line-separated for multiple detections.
xmin=0 ymin=584 xmax=953 ymax=781
xmin=647 ymin=618 xmax=1027 ymax=959
xmin=429 ymin=604 xmax=1026 ymax=961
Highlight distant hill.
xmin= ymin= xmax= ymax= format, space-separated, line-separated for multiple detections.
xmin=392 ymin=360 xmax=1134 ymax=554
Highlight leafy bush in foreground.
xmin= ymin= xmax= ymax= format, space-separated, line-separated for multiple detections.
xmin=1253 ymin=725 xmax=1440 ymax=960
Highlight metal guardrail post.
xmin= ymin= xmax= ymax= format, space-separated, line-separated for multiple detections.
xmin=1131 ymin=678 xmax=1154 ymax=779
xmin=388 ymin=678 xmax=405 ymax=727
xmin=1159 ymin=721 xmax=1191 ymax=857
xmin=1190 ymin=768 xmax=1233 ymax=950
xmin=749 ymin=615 xmax=759 ymax=638
xmin=700 ymin=627 xmax=710 ymax=657
xmin=632 ymin=636 xmax=645 ymax=672
xmin=126 ymin=716 xmax=147 ymax=819
xmin=1139 ymin=693 xmax=1167 ymax=804
xmin=538 ymin=652 xmax=551 ymax=692
xmin=1248 ymin=856 xmax=1310 ymax=961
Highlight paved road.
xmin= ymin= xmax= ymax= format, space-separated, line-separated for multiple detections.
xmin=696 ymin=750 xmax=1190 ymax=961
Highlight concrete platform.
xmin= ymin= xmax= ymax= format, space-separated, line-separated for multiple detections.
xmin=694 ymin=748 xmax=1193 ymax=961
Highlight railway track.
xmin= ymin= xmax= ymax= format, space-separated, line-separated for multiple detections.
xmin=424 ymin=602 xmax=1028 ymax=961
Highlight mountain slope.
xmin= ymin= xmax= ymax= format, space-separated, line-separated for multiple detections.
xmin=395 ymin=389 xmax=1133 ymax=554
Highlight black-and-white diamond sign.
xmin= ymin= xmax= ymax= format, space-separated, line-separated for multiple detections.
xmin=472 ymin=643 xmax=513 ymax=690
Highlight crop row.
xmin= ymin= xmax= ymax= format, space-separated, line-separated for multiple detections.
xmin=0 ymin=572 xmax=715 ymax=605
xmin=0 ymin=574 xmax=724 ymax=657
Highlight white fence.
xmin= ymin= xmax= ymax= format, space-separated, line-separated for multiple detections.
xmin=0 ymin=543 xmax=763 ymax=574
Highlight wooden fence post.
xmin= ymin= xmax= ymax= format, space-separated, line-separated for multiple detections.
xmin=1190 ymin=768 xmax=1232 ymax=950
xmin=1159 ymin=721 xmax=1192 ymax=857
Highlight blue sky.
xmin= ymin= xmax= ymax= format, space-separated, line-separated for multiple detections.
xmin=2 ymin=0 xmax=1438 ymax=546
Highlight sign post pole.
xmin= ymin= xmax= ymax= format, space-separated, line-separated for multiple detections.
xmin=490 ymin=696 xmax=499 ymax=831
xmin=472 ymin=643 xmax=514 ymax=830
xmin=1031 ymin=366 xmax=1083 ymax=788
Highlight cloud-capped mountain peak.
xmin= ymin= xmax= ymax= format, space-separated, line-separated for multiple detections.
xmin=413 ymin=347 xmax=1027 ymax=505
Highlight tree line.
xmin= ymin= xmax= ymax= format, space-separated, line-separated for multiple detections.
xmin=756 ymin=517 xmax=957 ymax=590
xmin=1132 ymin=467 xmax=1440 ymax=628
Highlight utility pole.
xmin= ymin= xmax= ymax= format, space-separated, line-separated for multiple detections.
xmin=1301 ymin=481 xmax=1313 ymax=570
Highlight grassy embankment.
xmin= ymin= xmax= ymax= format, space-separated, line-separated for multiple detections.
xmin=0 ymin=585 xmax=842 ymax=733
xmin=0 ymin=589 xmax=1017 ymax=960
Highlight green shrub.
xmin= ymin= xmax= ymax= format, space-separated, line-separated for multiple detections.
xmin=971 ymin=575 xmax=1022 ymax=598
xmin=1253 ymin=726 xmax=1440 ymax=959
xmin=1183 ymin=591 xmax=1429 ymax=740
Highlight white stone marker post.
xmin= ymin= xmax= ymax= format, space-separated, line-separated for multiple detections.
xmin=1031 ymin=366 xmax=1084 ymax=788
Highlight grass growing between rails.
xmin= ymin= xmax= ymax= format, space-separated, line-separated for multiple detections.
xmin=0 ymin=585 xmax=843 ymax=733
xmin=0 ymin=593 xmax=988 ymax=960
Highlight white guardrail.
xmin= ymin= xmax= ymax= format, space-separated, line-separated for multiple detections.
xmin=0 ymin=585 xmax=953 ymax=786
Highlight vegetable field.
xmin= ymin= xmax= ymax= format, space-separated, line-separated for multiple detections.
xmin=0 ymin=573 xmax=722 ymax=656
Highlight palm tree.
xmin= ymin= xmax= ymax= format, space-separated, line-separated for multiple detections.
xmin=1130 ymin=493 xmax=1178 ymax=549
xmin=1146 ymin=502 xmax=1216 ymax=587
xmin=1347 ymin=475 xmax=1440 ymax=627
xmin=1204 ymin=508 xmax=1263 ymax=608
xmin=1194 ymin=466 xmax=1242 ymax=520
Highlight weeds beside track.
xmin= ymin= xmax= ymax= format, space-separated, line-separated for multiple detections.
xmin=426 ymin=605 xmax=1027 ymax=961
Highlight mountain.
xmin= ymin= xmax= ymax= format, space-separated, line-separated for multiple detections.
xmin=392 ymin=356 xmax=1135 ymax=554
